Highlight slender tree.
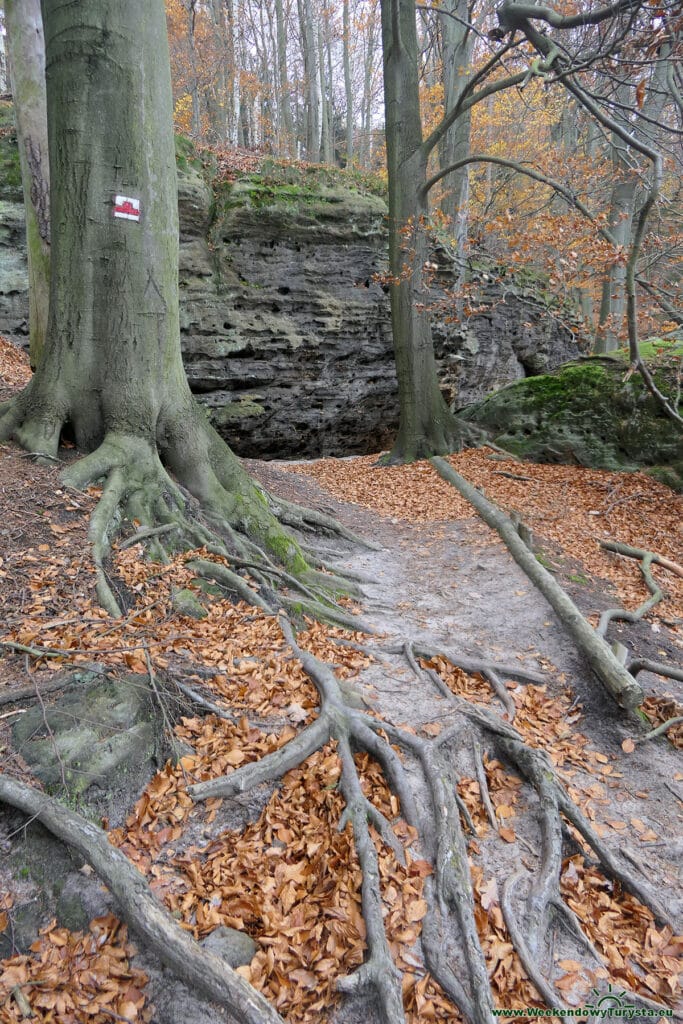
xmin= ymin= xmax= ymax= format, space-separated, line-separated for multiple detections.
xmin=380 ymin=0 xmax=468 ymax=461
xmin=4 ymin=0 xmax=50 ymax=369
xmin=379 ymin=0 xmax=682 ymax=461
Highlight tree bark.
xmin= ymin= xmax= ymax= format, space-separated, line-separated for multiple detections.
xmin=0 ymin=774 xmax=285 ymax=1024
xmin=438 ymin=0 xmax=472 ymax=291
xmin=380 ymin=0 xmax=465 ymax=462
xmin=298 ymin=0 xmax=320 ymax=161
xmin=275 ymin=0 xmax=295 ymax=156
xmin=4 ymin=0 xmax=50 ymax=370
xmin=343 ymin=0 xmax=354 ymax=163
xmin=0 ymin=0 xmax=307 ymax=576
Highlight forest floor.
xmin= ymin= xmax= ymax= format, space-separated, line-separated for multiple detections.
xmin=0 ymin=334 xmax=681 ymax=1024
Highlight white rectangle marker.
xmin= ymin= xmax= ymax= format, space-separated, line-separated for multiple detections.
xmin=113 ymin=195 xmax=141 ymax=221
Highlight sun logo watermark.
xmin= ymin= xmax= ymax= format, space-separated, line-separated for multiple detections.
xmin=492 ymin=983 xmax=673 ymax=1019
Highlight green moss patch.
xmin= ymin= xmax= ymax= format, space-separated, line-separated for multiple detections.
xmin=461 ymin=356 xmax=683 ymax=488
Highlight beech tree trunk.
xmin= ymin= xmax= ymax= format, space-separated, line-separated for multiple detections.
xmin=343 ymin=0 xmax=354 ymax=163
xmin=438 ymin=0 xmax=472 ymax=291
xmin=1 ymin=0 xmax=302 ymax=571
xmin=380 ymin=0 xmax=464 ymax=462
xmin=275 ymin=0 xmax=294 ymax=156
xmin=4 ymin=0 xmax=50 ymax=369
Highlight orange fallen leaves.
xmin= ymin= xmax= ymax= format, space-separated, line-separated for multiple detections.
xmin=287 ymin=451 xmax=683 ymax=622
xmin=0 ymin=335 xmax=31 ymax=390
xmin=0 ymin=915 xmax=151 ymax=1023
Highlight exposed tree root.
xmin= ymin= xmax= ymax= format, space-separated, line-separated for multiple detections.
xmin=600 ymin=541 xmax=683 ymax=580
xmin=629 ymin=659 xmax=683 ymax=683
xmin=597 ymin=550 xmax=665 ymax=640
xmin=399 ymin=646 xmax=677 ymax=1012
xmin=637 ymin=715 xmax=683 ymax=743
xmin=0 ymin=394 xmax=372 ymax=619
xmin=189 ymin=606 xmax=674 ymax=1023
xmin=430 ymin=457 xmax=644 ymax=710
xmin=190 ymin=613 xmax=412 ymax=1024
xmin=0 ymin=774 xmax=286 ymax=1024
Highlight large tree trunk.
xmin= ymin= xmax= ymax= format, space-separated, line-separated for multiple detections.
xmin=380 ymin=0 xmax=465 ymax=462
xmin=4 ymin=0 xmax=50 ymax=370
xmin=1 ymin=0 xmax=306 ymax=585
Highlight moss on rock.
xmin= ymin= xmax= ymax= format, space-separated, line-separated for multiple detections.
xmin=460 ymin=354 xmax=683 ymax=488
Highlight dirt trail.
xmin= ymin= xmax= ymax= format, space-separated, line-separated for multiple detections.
xmin=0 ymin=443 xmax=681 ymax=1024
xmin=249 ymin=457 xmax=682 ymax=1022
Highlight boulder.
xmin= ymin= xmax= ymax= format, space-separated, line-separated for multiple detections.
xmin=459 ymin=351 xmax=683 ymax=488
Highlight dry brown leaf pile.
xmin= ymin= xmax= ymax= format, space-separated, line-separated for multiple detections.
xmin=286 ymin=451 xmax=683 ymax=621
xmin=0 ymin=915 xmax=150 ymax=1023
xmin=0 ymin=336 xmax=31 ymax=391
xmin=560 ymin=856 xmax=682 ymax=1004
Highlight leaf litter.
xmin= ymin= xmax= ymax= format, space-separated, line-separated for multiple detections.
xmin=0 ymin=345 xmax=681 ymax=1023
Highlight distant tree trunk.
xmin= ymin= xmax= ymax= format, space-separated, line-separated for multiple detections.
xmin=343 ymin=0 xmax=354 ymax=163
xmin=187 ymin=0 xmax=202 ymax=138
xmin=318 ymin=18 xmax=329 ymax=162
xmin=4 ymin=0 xmax=50 ymax=369
xmin=360 ymin=0 xmax=379 ymax=167
xmin=207 ymin=0 xmax=230 ymax=143
xmin=0 ymin=11 xmax=7 ymax=93
xmin=298 ymin=0 xmax=320 ymax=161
xmin=225 ymin=0 xmax=237 ymax=144
xmin=438 ymin=0 xmax=472 ymax=291
xmin=380 ymin=0 xmax=465 ymax=462
xmin=594 ymin=59 xmax=670 ymax=353
xmin=275 ymin=0 xmax=294 ymax=156
xmin=594 ymin=83 xmax=634 ymax=352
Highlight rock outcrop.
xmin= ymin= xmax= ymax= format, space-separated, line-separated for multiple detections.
xmin=0 ymin=123 xmax=581 ymax=458
xmin=460 ymin=352 xmax=683 ymax=489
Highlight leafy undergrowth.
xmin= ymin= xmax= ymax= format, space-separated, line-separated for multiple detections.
xmin=285 ymin=452 xmax=683 ymax=622
xmin=0 ymin=341 xmax=681 ymax=1023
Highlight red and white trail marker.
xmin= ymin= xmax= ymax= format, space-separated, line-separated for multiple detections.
xmin=113 ymin=195 xmax=141 ymax=221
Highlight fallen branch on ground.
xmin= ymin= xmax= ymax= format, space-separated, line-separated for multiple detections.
xmin=600 ymin=541 xmax=683 ymax=580
xmin=430 ymin=457 xmax=643 ymax=711
xmin=596 ymin=550 xmax=665 ymax=639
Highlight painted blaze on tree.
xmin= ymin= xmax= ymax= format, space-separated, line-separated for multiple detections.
xmin=0 ymin=0 xmax=327 ymax=613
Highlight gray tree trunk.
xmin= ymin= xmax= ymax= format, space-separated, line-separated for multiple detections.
xmin=4 ymin=0 xmax=50 ymax=369
xmin=595 ymin=60 xmax=670 ymax=353
xmin=438 ymin=0 xmax=472 ymax=300
xmin=187 ymin=0 xmax=202 ymax=139
xmin=0 ymin=0 xmax=290 ymax=565
xmin=343 ymin=0 xmax=354 ymax=163
xmin=360 ymin=3 xmax=379 ymax=166
xmin=318 ymin=18 xmax=330 ymax=162
xmin=380 ymin=0 xmax=464 ymax=461
xmin=207 ymin=0 xmax=230 ymax=144
xmin=298 ymin=0 xmax=320 ymax=161
xmin=275 ymin=0 xmax=294 ymax=156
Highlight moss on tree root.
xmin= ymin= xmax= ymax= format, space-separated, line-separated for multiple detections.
xmin=0 ymin=387 xmax=363 ymax=618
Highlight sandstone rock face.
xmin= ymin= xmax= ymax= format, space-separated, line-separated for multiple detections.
xmin=0 ymin=148 xmax=581 ymax=458
xmin=180 ymin=171 xmax=397 ymax=457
